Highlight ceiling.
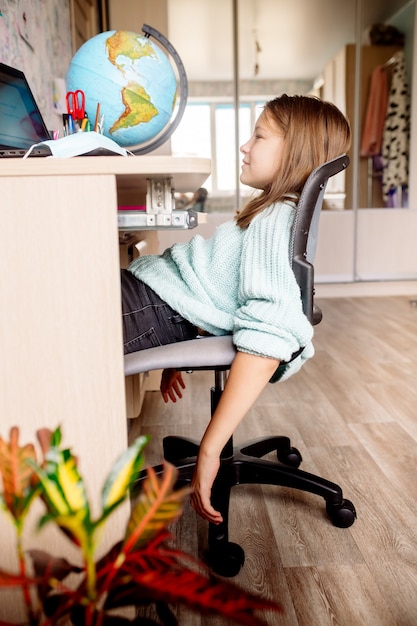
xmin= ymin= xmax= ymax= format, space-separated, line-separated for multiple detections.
xmin=167 ymin=0 xmax=412 ymax=82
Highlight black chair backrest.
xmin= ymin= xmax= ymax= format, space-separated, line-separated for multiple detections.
xmin=290 ymin=154 xmax=350 ymax=325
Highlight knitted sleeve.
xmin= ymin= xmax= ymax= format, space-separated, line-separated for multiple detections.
xmin=233 ymin=202 xmax=314 ymax=365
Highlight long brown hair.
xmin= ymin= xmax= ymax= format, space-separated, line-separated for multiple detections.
xmin=236 ymin=94 xmax=351 ymax=229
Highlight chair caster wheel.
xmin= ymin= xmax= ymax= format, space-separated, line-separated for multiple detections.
xmin=207 ymin=541 xmax=245 ymax=577
xmin=277 ymin=446 xmax=302 ymax=468
xmin=326 ymin=499 xmax=357 ymax=528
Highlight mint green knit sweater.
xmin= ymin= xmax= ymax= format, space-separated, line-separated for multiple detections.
xmin=128 ymin=201 xmax=314 ymax=381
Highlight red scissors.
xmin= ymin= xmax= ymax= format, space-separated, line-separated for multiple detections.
xmin=66 ymin=90 xmax=86 ymax=120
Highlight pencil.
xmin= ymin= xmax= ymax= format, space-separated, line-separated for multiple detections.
xmin=94 ymin=103 xmax=101 ymax=132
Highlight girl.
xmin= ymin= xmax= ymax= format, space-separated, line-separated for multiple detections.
xmin=121 ymin=94 xmax=351 ymax=524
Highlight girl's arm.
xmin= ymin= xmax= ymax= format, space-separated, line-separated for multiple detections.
xmin=190 ymin=350 xmax=279 ymax=523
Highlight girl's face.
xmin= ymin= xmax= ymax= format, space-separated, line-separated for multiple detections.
xmin=240 ymin=112 xmax=284 ymax=189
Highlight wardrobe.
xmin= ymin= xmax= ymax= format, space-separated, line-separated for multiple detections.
xmin=321 ymin=44 xmax=404 ymax=209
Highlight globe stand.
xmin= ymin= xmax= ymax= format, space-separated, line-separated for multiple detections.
xmin=117 ymin=27 xmax=195 ymax=231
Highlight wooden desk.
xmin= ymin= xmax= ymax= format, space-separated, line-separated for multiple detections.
xmin=0 ymin=155 xmax=211 ymax=204
xmin=0 ymin=155 xmax=210 ymax=620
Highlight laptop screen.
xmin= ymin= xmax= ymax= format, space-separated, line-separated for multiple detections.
xmin=0 ymin=63 xmax=51 ymax=150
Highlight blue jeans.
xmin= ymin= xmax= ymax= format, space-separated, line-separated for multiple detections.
xmin=121 ymin=269 xmax=198 ymax=354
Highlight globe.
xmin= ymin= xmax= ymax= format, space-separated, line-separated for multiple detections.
xmin=66 ymin=29 xmax=183 ymax=151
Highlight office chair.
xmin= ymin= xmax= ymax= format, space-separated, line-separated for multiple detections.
xmin=126 ymin=154 xmax=356 ymax=577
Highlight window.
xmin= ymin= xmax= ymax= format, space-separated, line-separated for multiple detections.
xmin=171 ymin=99 xmax=266 ymax=201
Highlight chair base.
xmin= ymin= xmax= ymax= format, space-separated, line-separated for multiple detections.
xmin=138 ymin=434 xmax=356 ymax=577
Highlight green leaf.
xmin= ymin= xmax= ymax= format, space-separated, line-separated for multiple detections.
xmin=49 ymin=425 xmax=62 ymax=448
xmin=31 ymin=467 xmax=72 ymax=517
xmin=54 ymin=453 xmax=88 ymax=513
xmin=101 ymin=435 xmax=149 ymax=514
xmin=124 ymin=463 xmax=190 ymax=552
xmin=29 ymin=444 xmax=92 ymax=549
xmin=33 ymin=446 xmax=89 ymax=520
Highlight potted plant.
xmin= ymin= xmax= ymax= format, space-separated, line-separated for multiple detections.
xmin=0 ymin=426 xmax=281 ymax=625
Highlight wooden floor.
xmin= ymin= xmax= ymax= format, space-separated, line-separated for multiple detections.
xmin=129 ymin=296 xmax=417 ymax=626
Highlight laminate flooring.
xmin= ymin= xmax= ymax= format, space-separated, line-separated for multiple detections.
xmin=128 ymin=296 xmax=417 ymax=625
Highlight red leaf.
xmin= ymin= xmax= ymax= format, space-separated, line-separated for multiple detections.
xmin=0 ymin=567 xmax=37 ymax=588
xmin=0 ymin=427 xmax=38 ymax=518
xmin=105 ymin=545 xmax=281 ymax=626
xmin=36 ymin=428 xmax=54 ymax=459
xmin=125 ymin=463 xmax=189 ymax=553
xmin=27 ymin=549 xmax=83 ymax=581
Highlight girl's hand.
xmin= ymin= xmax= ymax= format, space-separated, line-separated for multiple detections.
xmin=160 ymin=368 xmax=186 ymax=403
xmin=189 ymin=352 xmax=279 ymax=523
xmin=190 ymin=452 xmax=223 ymax=524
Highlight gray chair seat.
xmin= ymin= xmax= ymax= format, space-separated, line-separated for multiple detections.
xmin=124 ymin=335 xmax=235 ymax=376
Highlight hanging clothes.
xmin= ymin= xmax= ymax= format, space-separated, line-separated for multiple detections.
xmin=381 ymin=50 xmax=410 ymax=203
xmin=360 ymin=64 xmax=389 ymax=157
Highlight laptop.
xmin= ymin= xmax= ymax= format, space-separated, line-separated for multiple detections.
xmin=0 ymin=62 xmax=52 ymax=157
